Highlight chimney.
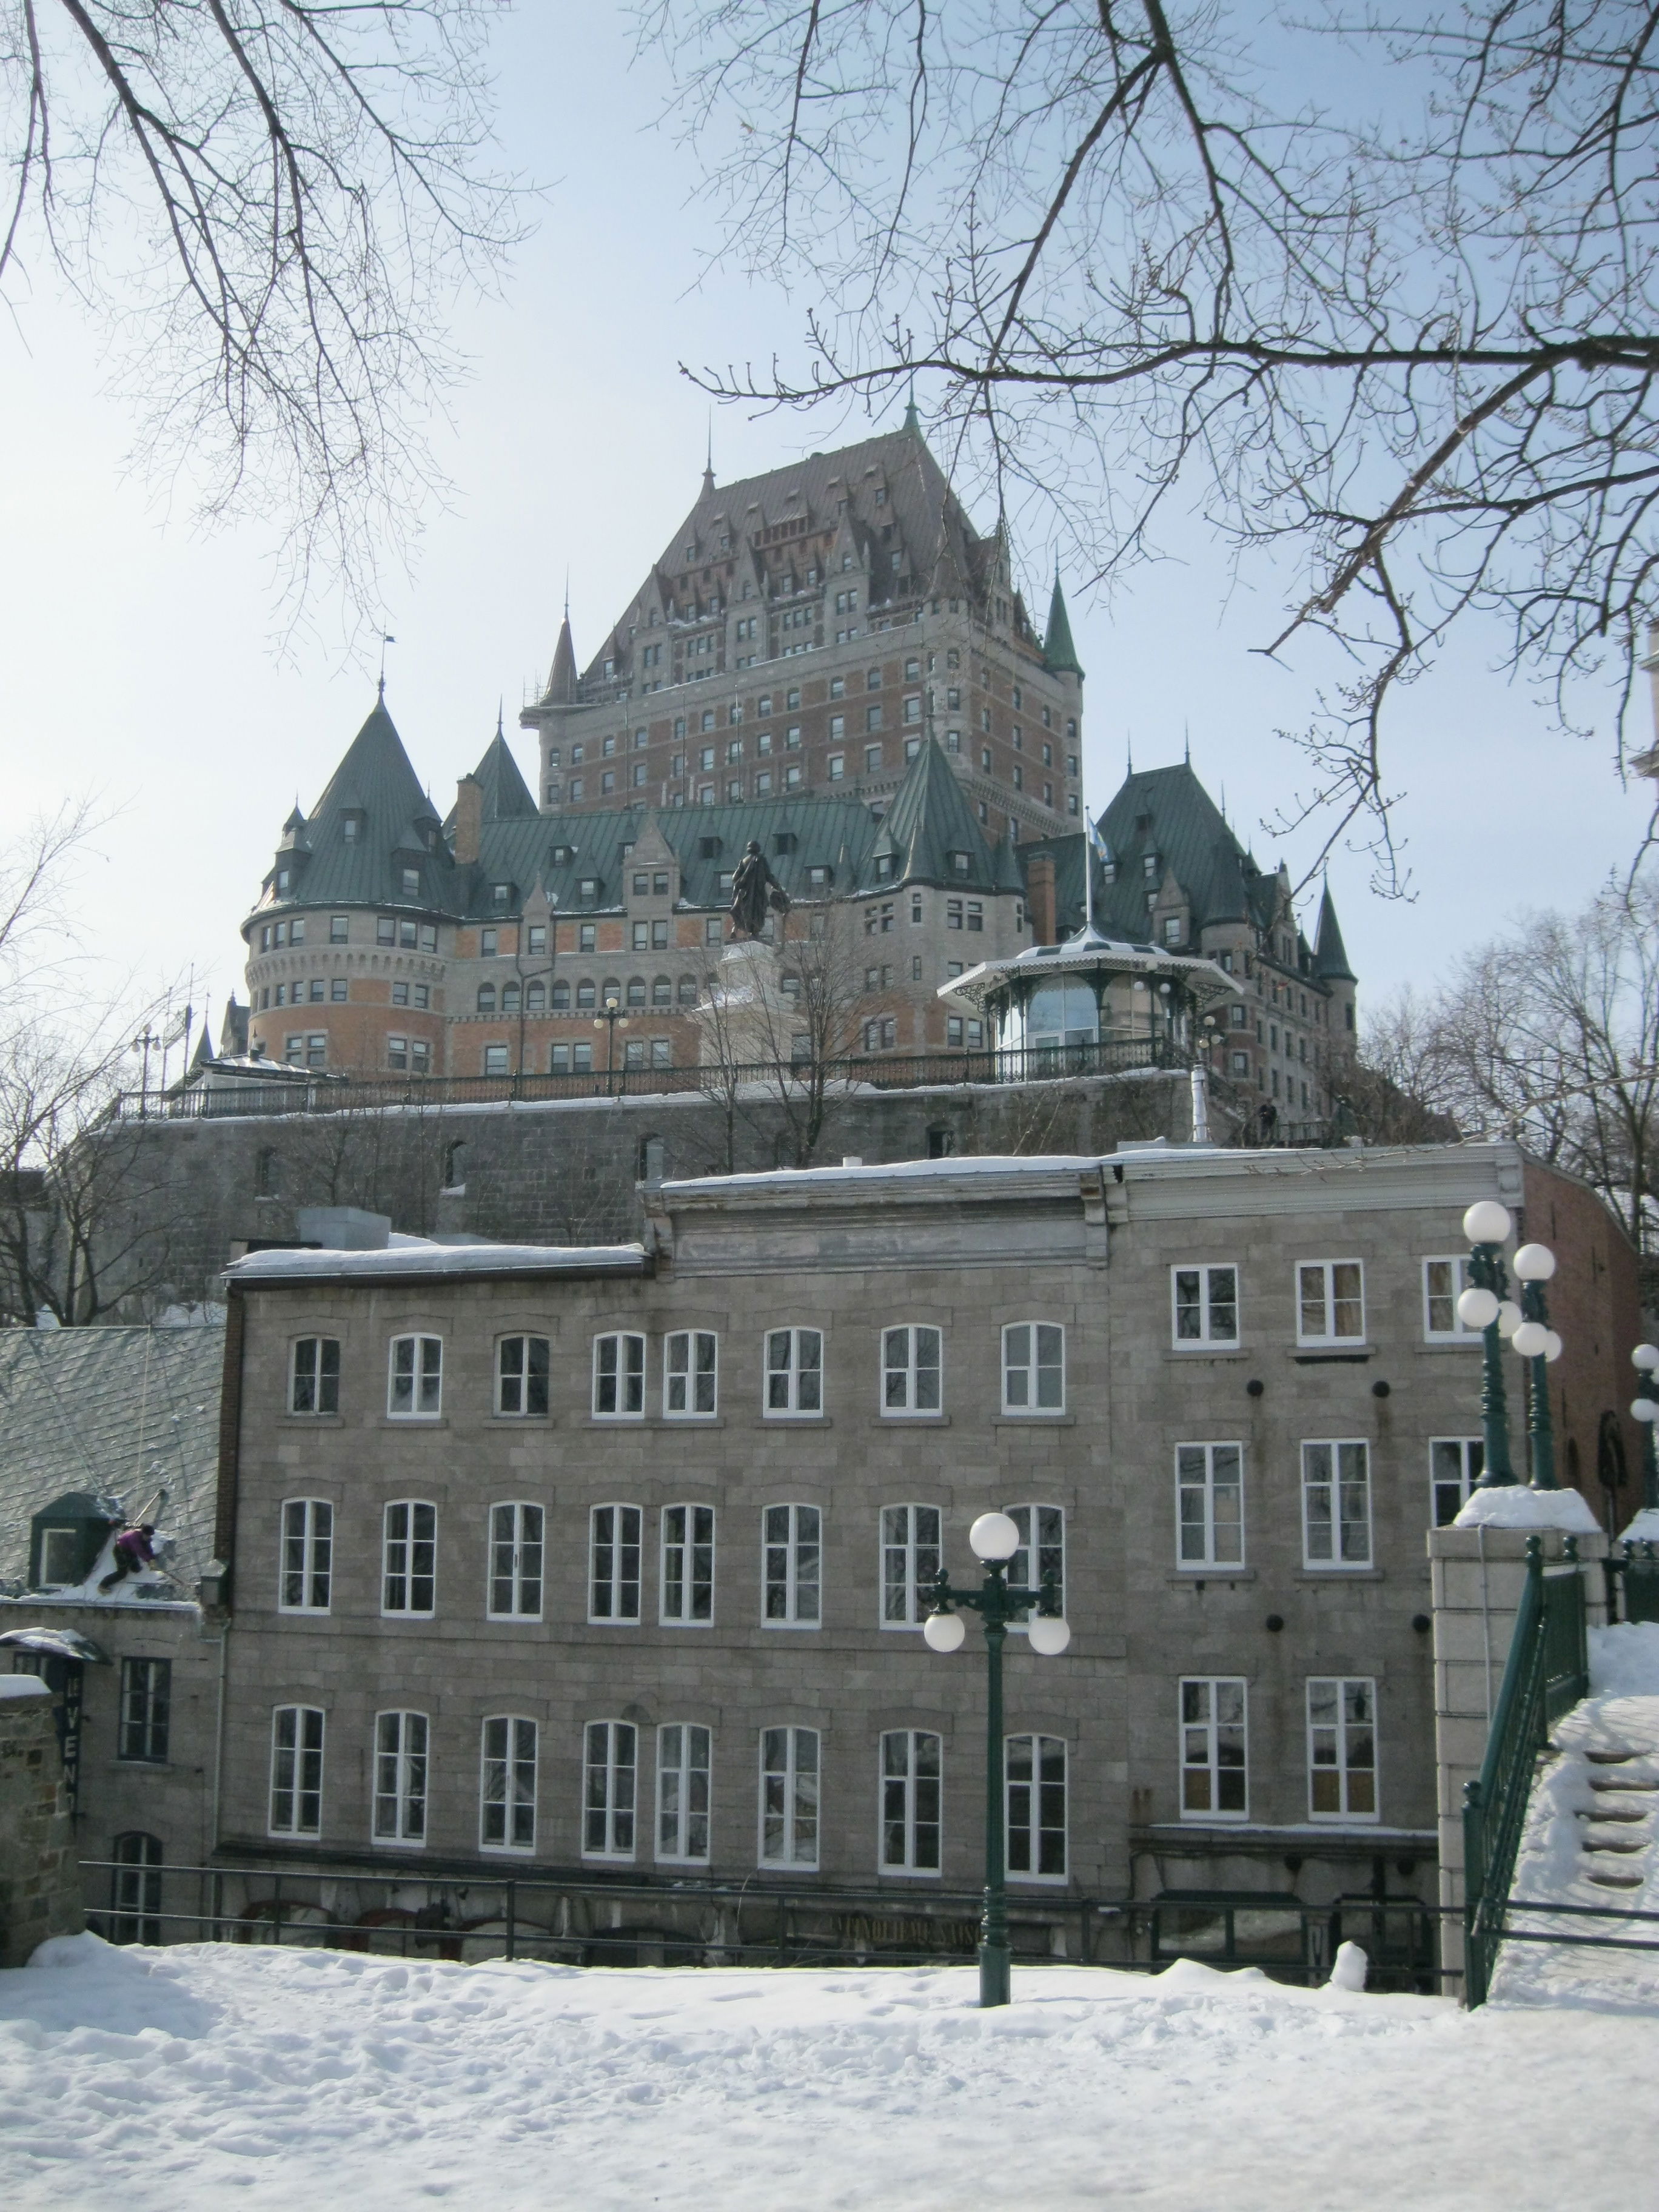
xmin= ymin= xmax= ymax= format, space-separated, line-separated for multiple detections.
xmin=1027 ymin=852 xmax=1056 ymax=946
xmin=453 ymin=774 xmax=483 ymax=865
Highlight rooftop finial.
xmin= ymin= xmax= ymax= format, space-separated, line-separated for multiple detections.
xmin=563 ymin=568 xmax=571 ymax=624
xmin=702 ymin=412 xmax=716 ymax=496
xmin=1126 ymin=728 xmax=1134 ymax=776
xmin=377 ymin=631 xmax=395 ymax=699
xmin=1184 ymin=719 xmax=1191 ymax=765
xmin=902 ymin=377 xmax=920 ymax=434
xmin=496 ymin=696 xmax=504 ymax=741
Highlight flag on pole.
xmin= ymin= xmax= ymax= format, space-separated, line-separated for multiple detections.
xmin=1087 ymin=814 xmax=1111 ymax=867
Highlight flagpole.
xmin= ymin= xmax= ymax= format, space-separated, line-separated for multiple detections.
xmin=1081 ymin=752 xmax=1095 ymax=941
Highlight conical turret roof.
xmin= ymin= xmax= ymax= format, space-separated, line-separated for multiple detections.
xmin=1044 ymin=574 xmax=1084 ymax=678
xmin=261 ymin=697 xmax=450 ymax=911
xmin=1314 ymin=885 xmax=1356 ymax=981
xmin=873 ymin=737 xmax=1005 ymax=891
xmin=449 ymin=729 xmax=538 ymax=831
xmin=545 ymin=617 xmax=578 ymax=705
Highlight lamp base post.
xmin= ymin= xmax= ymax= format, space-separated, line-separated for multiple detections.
xmin=980 ymin=1617 xmax=1010 ymax=2009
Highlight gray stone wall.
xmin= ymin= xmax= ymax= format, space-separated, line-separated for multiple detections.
xmin=0 ymin=1683 xmax=84 ymax=1966
xmin=85 ymin=1069 xmax=1196 ymax=1316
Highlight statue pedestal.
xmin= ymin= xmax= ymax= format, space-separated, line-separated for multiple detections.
xmin=716 ymin=938 xmax=776 ymax=1006
xmin=696 ymin=937 xmax=788 ymax=1069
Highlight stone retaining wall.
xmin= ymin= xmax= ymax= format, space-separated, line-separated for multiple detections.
xmin=0 ymin=1680 xmax=84 ymax=1968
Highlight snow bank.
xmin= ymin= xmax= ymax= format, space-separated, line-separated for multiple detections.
xmin=2 ymin=1935 xmax=1656 ymax=2212
xmin=0 ymin=1674 xmax=47 ymax=1700
xmin=1453 ymin=1484 xmax=1602 ymax=1533
xmin=1618 ymin=1507 xmax=1659 ymax=1543
xmin=1589 ymin=1621 xmax=1659 ymax=1697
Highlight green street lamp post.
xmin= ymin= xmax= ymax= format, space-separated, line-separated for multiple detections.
xmin=1631 ymin=1345 xmax=1659 ymax=1510
xmin=1510 ymin=1242 xmax=1563 ymax=1489
xmin=922 ymin=1511 xmax=1070 ymax=2009
xmin=1458 ymin=1201 xmax=1518 ymax=1487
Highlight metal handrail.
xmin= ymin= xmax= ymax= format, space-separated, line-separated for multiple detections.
xmin=1462 ymin=1535 xmax=1590 ymax=2006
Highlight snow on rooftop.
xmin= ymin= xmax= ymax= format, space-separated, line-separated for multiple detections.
xmin=4 ymin=1935 xmax=1658 ymax=2209
xmin=0 ymin=1674 xmax=49 ymax=1700
xmin=227 ymin=1241 xmax=647 ymax=1284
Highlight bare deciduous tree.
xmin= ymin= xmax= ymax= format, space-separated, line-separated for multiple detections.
xmin=645 ymin=0 xmax=1659 ymax=884
xmin=2 ymin=1 xmax=523 ymax=627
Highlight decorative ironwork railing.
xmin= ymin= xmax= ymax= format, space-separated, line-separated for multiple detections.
xmin=1462 ymin=1535 xmax=1589 ymax=2007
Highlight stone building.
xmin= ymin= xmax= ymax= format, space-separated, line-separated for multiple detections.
xmin=203 ymin=1139 xmax=1640 ymax=1973
xmin=518 ymin=419 xmax=1084 ymax=847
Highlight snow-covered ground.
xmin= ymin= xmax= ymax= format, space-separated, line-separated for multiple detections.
xmin=3 ymin=1933 xmax=1658 ymax=2211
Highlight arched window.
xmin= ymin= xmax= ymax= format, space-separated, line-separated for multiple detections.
xmin=677 ymin=975 xmax=697 ymax=1005
xmin=501 ymin=982 xmax=521 ymax=1014
xmin=477 ymin=984 xmax=497 ymax=1014
xmin=626 ymin=977 xmax=647 ymax=1007
xmin=652 ymin=976 xmax=672 ymax=1006
xmin=525 ymin=980 xmax=545 ymax=1012
xmin=552 ymin=979 xmax=571 ymax=1011
xmin=109 ymin=1832 xmax=163 ymax=1944
xmin=577 ymin=980 xmax=595 ymax=1010
xmin=600 ymin=977 xmax=622 ymax=1007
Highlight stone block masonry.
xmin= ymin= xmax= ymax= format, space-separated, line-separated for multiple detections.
xmin=0 ymin=1679 xmax=84 ymax=1968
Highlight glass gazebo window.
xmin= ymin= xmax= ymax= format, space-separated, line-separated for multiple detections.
xmin=1026 ymin=977 xmax=1099 ymax=1051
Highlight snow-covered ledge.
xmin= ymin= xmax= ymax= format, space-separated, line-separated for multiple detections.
xmin=1453 ymin=1484 xmax=1603 ymax=1535
xmin=1618 ymin=1507 xmax=1659 ymax=1544
xmin=1427 ymin=1514 xmax=1609 ymax=1995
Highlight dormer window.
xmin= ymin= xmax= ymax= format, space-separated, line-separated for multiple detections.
xmin=700 ymin=836 xmax=722 ymax=859
xmin=773 ymin=833 xmax=796 ymax=856
xmin=950 ymin=851 xmax=971 ymax=877
xmin=276 ymin=868 xmax=292 ymax=894
xmin=579 ymin=878 xmax=599 ymax=905
xmin=401 ymin=868 xmax=420 ymax=897
xmin=876 ymin=854 xmax=895 ymax=880
xmin=551 ymin=843 xmax=574 ymax=864
xmin=342 ymin=813 xmax=363 ymax=844
xmin=1142 ymin=854 xmax=1159 ymax=880
xmin=491 ymin=883 xmax=511 ymax=911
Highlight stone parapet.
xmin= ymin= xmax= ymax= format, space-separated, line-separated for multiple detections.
xmin=0 ymin=1682 xmax=84 ymax=1968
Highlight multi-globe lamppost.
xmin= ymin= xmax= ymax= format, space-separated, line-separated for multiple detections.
xmin=921 ymin=1511 xmax=1070 ymax=2009
xmin=1628 ymin=1344 xmax=1659 ymax=1512
xmin=1456 ymin=1201 xmax=1564 ymax=1487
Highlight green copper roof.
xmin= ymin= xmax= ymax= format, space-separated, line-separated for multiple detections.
xmin=1313 ymin=885 xmax=1356 ymax=981
xmin=1044 ymin=575 xmax=1084 ymax=678
xmin=256 ymin=698 xmax=451 ymax=917
xmin=873 ymin=737 xmax=1014 ymax=893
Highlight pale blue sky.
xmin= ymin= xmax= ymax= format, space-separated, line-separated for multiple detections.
xmin=1 ymin=8 xmax=1649 ymax=1060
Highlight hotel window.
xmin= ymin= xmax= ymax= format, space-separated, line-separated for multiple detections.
xmin=592 ymin=1332 xmax=645 ymax=1418
xmin=579 ymin=922 xmax=597 ymax=952
xmin=1431 ymin=1437 xmax=1484 ymax=1526
xmin=1176 ymin=1444 xmax=1244 ymax=1569
xmin=483 ymin=1045 xmax=509 ymax=1076
xmin=583 ymin=1721 xmax=637 ymax=1859
xmin=879 ymin=1731 xmax=942 ymax=1874
xmin=117 ymin=1658 xmax=170 ymax=1764
xmin=664 ymin=1330 xmax=718 ymax=1416
xmin=880 ymin=1503 xmax=941 ymax=1627
xmin=382 ymin=1501 xmax=436 ymax=1615
xmin=1296 ymin=1260 xmax=1365 ymax=1345
xmin=589 ymin=1504 xmax=643 ymax=1623
xmin=401 ymin=868 xmax=420 ymax=897
xmin=759 ymin=1726 xmax=819 ymax=1867
xmin=765 ymin=1327 xmax=822 ymax=1416
xmin=1171 ymin=1264 xmax=1239 ymax=1347
xmin=330 ymin=977 xmax=347 ymax=1001
xmin=1006 ymin=1735 xmax=1067 ymax=1879
xmin=495 ymin=1336 xmax=549 ymax=1416
xmin=762 ymin=1503 xmax=821 ymax=1625
xmin=1180 ymin=1678 xmax=1247 ymax=1819
xmin=1301 ymin=1441 xmax=1373 ymax=1567
xmin=1423 ymin=1256 xmax=1478 ymax=1341
xmin=269 ymin=1706 xmax=324 ymax=1837
xmin=387 ymin=1334 xmax=441 ymax=1417
xmin=488 ymin=1502 xmax=544 ymax=1618
xmin=882 ymin=1325 xmax=942 ymax=1415
xmin=480 ymin=1716 xmax=537 ymax=1852
xmin=1005 ymin=1504 xmax=1065 ymax=1620
xmin=1002 ymin=1322 xmax=1064 ymax=1413
xmin=279 ymin=1498 xmax=333 ymax=1612
xmin=289 ymin=1336 xmax=340 ymax=1415
xmin=1307 ymin=1678 xmax=1378 ymax=1820
xmin=329 ymin=914 xmax=349 ymax=943
xmin=372 ymin=1711 xmax=428 ymax=1845
xmin=657 ymin=1723 xmax=712 ymax=1862
xmin=660 ymin=1504 xmax=715 ymax=1624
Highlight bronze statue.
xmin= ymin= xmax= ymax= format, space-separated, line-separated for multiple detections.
xmin=728 ymin=840 xmax=790 ymax=940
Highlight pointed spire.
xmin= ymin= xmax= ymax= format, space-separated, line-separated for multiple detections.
xmin=1314 ymin=883 xmax=1357 ymax=981
xmin=902 ymin=378 xmax=920 ymax=434
xmin=702 ymin=414 xmax=716 ymax=498
xmin=546 ymin=613 xmax=578 ymax=705
xmin=1044 ymin=571 xmax=1084 ymax=677
xmin=1184 ymin=720 xmax=1191 ymax=765
xmin=496 ymin=697 xmax=504 ymax=742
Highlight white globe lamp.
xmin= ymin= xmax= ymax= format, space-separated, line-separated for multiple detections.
xmin=1511 ymin=1321 xmax=1549 ymax=1359
xmin=969 ymin=1512 xmax=1021 ymax=1562
xmin=1027 ymin=1614 xmax=1071 ymax=1657
xmin=1456 ymin=1285 xmax=1500 ymax=1331
xmin=1633 ymin=1345 xmax=1659 ymax=1375
xmin=1496 ymin=1300 xmax=1523 ymax=1339
xmin=1632 ymin=1398 xmax=1659 ymax=1426
xmin=1463 ymin=1201 xmax=1512 ymax=1246
xmin=1512 ymin=1243 xmax=1556 ymax=1282
xmin=923 ymin=1610 xmax=967 ymax=1653
xmin=1542 ymin=1332 xmax=1563 ymax=1364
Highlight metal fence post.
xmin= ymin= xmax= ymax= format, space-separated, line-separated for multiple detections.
xmin=505 ymin=1880 xmax=516 ymax=1962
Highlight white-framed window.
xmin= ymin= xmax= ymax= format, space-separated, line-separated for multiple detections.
xmin=589 ymin=1504 xmax=643 ymax=1622
xmin=660 ymin=1504 xmax=714 ymax=1624
xmin=372 ymin=1710 xmax=428 ymax=1845
xmin=1006 ymin=1503 xmax=1065 ymax=1621
xmin=387 ymin=1333 xmax=442 ymax=1417
xmin=664 ymin=1329 xmax=718 ymax=1417
xmin=1430 ymin=1437 xmax=1484 ymax=1526
xmin=759 ymin=1726 xmax=819 ymax=1866
xmin=279 ymin=1498 xmax=333 ymax=1612
xmin=657 ymin=1723 xmax=712 ymax=1863
xmin=880 ymin=1504 xmax=942 ymax=1627
xmin=765 ymin=1327 xmax=823 ymax=1415
xmin=289 ymin=1336 xmax=340 ymax=1415
xmin=583 ymin=1720 xmax=637 ymax=1859
xmin=1301 ymin=1441 xmax=1373 ymax=1567
xmin=881 ymin=1324 xmax=942 ymax=1415
xmin=1295 ymin=1261 xmax=1364 ymax=1346
xmin=1179 ymin=1678 xmax=1248 ymax=1820
xmin=496 ymin=1335 xmax=549 ymax=1416
xmin=1171 ymin=1265 xmax=1239 ymax=1347
xmin=1002 ymin=1321 xmax=1065 ymax=1412
xmin=269 ymin=1705 xmax=324 ymax=1837
xmin=1423 ymin=1256 xmax=1477 ymax=1342
xmin=480 ymin=1716 xmax=537 ymax=1852
xmin=1006 ymin=1734 xmax=1067 ymax=1880
xmin=381 ymin=1501 xmax=436 ymax=1615
xmin=488 ymin=1501 xmax=544 ymax=1618
xmin=118 ymin=1658 xmax=170 ymax=1763
xmin=879 ymin=1730 xmax=942 ymax=1874
xmin=592 ymin=1332 xmax=646 ymax=1418
xmin=1175 ymin=1444 xmax=1244 ymax=1569
xmin=1307 ymin=1678 xmax=1378 ymax=1820
xmin=762 ymin=1503 xmax=821 ymax=1626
